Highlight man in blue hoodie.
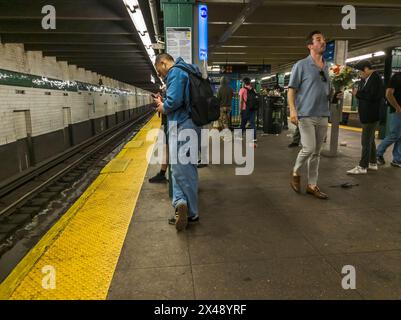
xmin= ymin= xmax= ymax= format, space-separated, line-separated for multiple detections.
xmin=153 ymin=53 xmax=201 ymax=231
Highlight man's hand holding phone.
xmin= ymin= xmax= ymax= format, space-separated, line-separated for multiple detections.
xmin=153 ymin=94 xmax=164 ymax=113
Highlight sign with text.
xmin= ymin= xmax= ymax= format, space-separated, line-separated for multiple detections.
xmin=166 ymin=27 xmax=192 ymax=64
xmin=198 ymin=4 xmax=208 ymax=61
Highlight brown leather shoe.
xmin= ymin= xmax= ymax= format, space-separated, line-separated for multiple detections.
xmin=290 ymin=172 xmax=301 ymax=193
xmin=175 ymin=203 xmax=188 ymax=231
xmin=306 ymin=185 xmax=328 ymax=200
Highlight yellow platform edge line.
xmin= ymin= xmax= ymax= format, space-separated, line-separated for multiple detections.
xmin=0 ymin=114 xmax=160 ymax=300
xmin=0 ymin=175 xmax=107 ymax=300
xmin=328 ymin=123 xmax=362 ymax=133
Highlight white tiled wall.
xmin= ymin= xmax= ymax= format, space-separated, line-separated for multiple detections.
xmin=0 ymin=43 xmax=153 ymax=147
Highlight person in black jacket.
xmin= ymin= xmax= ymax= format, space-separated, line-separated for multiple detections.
xmin=347 ymin=60 xmax=385 ymax=175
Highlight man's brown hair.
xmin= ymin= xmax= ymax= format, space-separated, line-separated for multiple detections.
xmin=306 ymin=30 xmax=324 ymax=45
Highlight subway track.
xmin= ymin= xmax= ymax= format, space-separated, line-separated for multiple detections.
xmin=0 ymin=109 xmax=155 ymax=259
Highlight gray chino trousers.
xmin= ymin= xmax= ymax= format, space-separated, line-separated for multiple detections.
xmin=293 ymin=117 xmax=328 ymax=185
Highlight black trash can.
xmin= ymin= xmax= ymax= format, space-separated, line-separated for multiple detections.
xmin=263 ymin=96 xmax=285 ymax=134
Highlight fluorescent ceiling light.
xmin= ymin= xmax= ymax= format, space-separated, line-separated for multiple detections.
xmin=207 ymin=66 xmax=220 ymax=72
xmin=213 ymin=52 xmax=247 ymax=55
xmin=346 ymin=51 xmax=386 ymax=63
xmin=123 ymin=0 xmax=158 ymax=81
xmin=251 ymin=79 xmax=255 ymax=83
xmin=285 ymin=72 xmax=292 ymax=76
xmin=261 ymin=75 xmax=274 ymax=80
xmin=213 ymin=61 xmax=246 ymax=64
xmin=374 ymin=51 xmax=386 ymax=57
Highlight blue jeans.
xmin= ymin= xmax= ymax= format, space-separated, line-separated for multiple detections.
xmin=240 ymin=109 xmax=256 ymax=140
xmin=168 ymin=118 xmax=200 ymax=218
xmin=377 ymin=112 xmax=401 ymax=163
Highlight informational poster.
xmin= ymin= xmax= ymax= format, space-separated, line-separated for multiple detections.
xmin=166 ymin=27 xmax=192 ymax=64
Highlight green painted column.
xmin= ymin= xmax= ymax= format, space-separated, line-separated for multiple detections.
xmin=160 ymin=0 xmax=196 ymax=199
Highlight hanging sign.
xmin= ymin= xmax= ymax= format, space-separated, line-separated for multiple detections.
xmin=198 ymin=4 xmax=208 ymax=61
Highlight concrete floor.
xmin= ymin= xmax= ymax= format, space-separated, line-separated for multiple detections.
xmin=107 ymin=126 xmax=401 ymax=300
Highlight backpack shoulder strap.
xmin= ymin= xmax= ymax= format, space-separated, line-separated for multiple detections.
xmin=173 ymin=65 xmax=203 ymax=79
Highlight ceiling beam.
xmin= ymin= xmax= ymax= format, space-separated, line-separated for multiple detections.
xmin=208 ymin=5 xmax=401 ymax=27
xmin=24 ymin=44 xmax=142 ymax=52
xmin=219 ymin=37 xmax=360 ymax=47
xmin=0 ymin=0 xmax=129 ymax=21
xmin=205 ymin=0 xmax=401 ymax=8
xmin=0 ymin=34 xmax=137 ymax=45
xmin=210 ymin=24 xmax=398 ymax=40
xmin=0 ymin=20 xmax=132 ymax=35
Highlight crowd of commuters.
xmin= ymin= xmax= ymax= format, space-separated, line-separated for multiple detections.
xmin=151 ymin=30 xmax=401 ymax=231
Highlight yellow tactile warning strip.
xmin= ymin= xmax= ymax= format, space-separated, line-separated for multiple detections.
xmin=125 ymin=140 xmax=144 ymax=148
xmin=339 ymin=124 xmax=362 ymax=133
xmin=0 ymin=114 xmax=160 ymax=300
xmin=331 ymin=124 xmax=381 ymax=135
xmin=102 ymin=158 xmax=132 ymax=173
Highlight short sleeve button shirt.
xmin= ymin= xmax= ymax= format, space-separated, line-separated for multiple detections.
xmin=288 ymin=55 xmax=332 ymax=117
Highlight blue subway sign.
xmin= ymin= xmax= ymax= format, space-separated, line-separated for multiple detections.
xmin=198 ymin=4 xmax=208 ymax=61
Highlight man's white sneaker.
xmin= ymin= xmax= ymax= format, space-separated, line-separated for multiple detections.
xmin=368 ymin=163 xmax=378 ymax=171
xmin=347 ymin=166 xmax=367 ymax=175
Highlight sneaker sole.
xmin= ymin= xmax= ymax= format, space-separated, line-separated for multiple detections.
xmin=391 ymin=163 xmax=401 ymax=168
xmin=175 ymin=203 xmax=188 ymax=231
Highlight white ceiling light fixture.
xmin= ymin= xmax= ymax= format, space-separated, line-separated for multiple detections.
xmin=123 ymin=0 xmax=158 ymax=77
xmin=374 ymin=51 xmax=386 ymax=57
xmin=261 ymin=75 xmax=274 ymax=80
xmin=346 ymin=51 xmax=386 ymax=63
xmin=213 ymin=52 xmax=247 ymax=55
xmin=213 ymin=61 xmax=247 ymax=64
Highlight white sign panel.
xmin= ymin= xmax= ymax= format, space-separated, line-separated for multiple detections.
xmin=166 ymin=27 xmax=192 ymax=64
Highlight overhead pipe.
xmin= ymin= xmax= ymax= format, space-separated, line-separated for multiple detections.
xmin=213 ymin=0 xmax=264 ymax=50
xmin=149 ymin=0 xmax=161 ymax=46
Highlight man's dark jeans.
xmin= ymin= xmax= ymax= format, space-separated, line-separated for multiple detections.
xmin=240 ymin=109 xmax=256 ymax=140
xmin=360 ymin=121 xmax=379 ymax=168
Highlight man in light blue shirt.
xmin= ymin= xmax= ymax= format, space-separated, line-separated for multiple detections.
xmin=288 ymin=30 xmax=341 ymax=200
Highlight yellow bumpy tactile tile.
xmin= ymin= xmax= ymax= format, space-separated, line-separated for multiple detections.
xmin=124 ymin=140 xmax=144 ymax=148
xmin=101 ymin=159 xmax=132 ymax=173
xmin=0 ymin=114 xmax=160 ymax=300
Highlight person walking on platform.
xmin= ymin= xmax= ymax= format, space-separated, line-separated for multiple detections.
xmin=217 ymin=76 xmax=233 ymax=139
xmin=347 ymin=61 xmax=385 ymax=175
xmin=289 ymin=31 xmax=342 ymax=200
xmin=376 ymin=72 xmax=401 ymax=168
xmin=238 ymin=77 xmax=258 ymax=142
xmin=153 ymin=53 xmax=201 ymax=231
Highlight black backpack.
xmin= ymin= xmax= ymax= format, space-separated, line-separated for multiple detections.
xmin=173 ymin=65 xmax=220 ymax=126
xmin=246 ymin=87 xmax=259 ymax=111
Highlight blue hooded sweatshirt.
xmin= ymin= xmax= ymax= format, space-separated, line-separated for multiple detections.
xmin=163 ymin=57 xmax=202 ymax=125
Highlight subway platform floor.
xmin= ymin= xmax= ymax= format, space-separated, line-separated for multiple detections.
xmin=108 ymin=126 xmax=401 ymax=300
